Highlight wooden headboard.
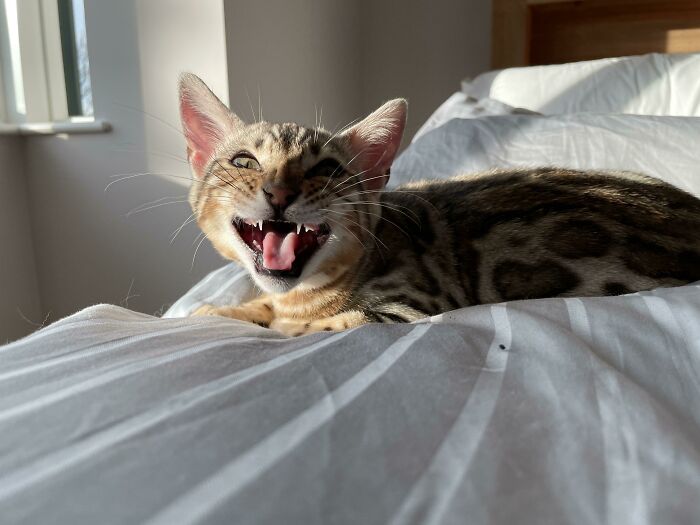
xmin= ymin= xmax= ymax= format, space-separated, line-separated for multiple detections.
xmin=492 ymin=0 xmax=700 ymax=68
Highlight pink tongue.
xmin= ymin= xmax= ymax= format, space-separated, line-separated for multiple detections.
xmin=262 ymin=231 xmax=299 ymax=270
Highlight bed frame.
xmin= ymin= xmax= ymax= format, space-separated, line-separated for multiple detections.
xmin=492 ymin=0 xmax=700 ymax=68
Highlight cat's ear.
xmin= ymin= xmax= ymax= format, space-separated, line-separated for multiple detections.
xmin=179 ymin=73 xmax=242 ymax=178
xmin=342 ymin=98 xmax=407 ymax=190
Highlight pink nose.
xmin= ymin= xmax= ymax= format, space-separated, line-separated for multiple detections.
xmin=263 ymin=186 xmax=298 ymax=209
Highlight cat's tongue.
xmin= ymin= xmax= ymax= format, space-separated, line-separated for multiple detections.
xmin=262 ymin=231 xmax=299 ymax=270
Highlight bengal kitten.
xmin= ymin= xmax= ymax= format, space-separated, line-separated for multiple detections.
xmin=180 ymin=73 xmax=700 ymax=336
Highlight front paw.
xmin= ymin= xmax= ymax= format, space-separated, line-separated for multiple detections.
xmin=270 ymin=318 xmax=338 ymax=337
xmin=191 ymin=304 xmax=221 ymax=317
xmin=190 ymin=304 xmax=269 ymax=327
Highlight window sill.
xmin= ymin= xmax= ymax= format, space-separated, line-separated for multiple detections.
xmin=0 ymin=119 xmax=111 ymax=135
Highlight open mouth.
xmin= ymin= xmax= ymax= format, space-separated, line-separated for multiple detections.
xmin=233 ymin=218 xmax=331 ymax=278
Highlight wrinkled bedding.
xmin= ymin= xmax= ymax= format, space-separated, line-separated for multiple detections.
xmin=2 ymin=283 xmax=700 ymax=524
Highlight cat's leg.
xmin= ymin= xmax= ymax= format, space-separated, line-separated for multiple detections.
xmin=270 ymin=310 xmax=369 ymax=337
xmin=191 ymin=295 xmax=274 ymax=327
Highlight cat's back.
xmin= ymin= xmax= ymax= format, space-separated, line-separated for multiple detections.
xmin=373 ymin=168 xmax=700 ymax=306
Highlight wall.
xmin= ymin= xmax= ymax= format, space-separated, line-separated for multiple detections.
xmin=0 ymin=135 xmax=41 ymax=342
xmin=224 ymin=0 xmax=362 ymax=133
xmin=360 ymin=0 xmax=492 ymax=141
xmin=23 ymin=0 xmax=229 ymax=321
xmin=225 ymin=0 xmax=492 ymax=143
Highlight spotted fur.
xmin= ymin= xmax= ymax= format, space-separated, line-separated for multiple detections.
xmin=180 ymin=74 xmax=700 ymax=336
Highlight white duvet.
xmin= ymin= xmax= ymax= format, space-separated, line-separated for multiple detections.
xmin=3 ymin=98 xmax=700 ymax=524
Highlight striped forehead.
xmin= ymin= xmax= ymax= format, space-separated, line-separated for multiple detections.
xmin=252 ymin=123 xmax=344 ymax=160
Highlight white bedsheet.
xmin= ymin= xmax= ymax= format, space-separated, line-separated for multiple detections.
xmin=2 ymin=283 xmax=700 ymax=524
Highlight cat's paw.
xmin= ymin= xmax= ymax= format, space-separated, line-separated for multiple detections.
xmin=270 ymin=318 xmax=333 ymax=337
xmin=191 ymin=304 xmax=222 ymax=317
xmin=270 ymin=311 xmax=368 ymax=337
xmin=190 ymin=304 xmax=269 ymax=327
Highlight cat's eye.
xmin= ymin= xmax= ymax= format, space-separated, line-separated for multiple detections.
xmin=305 ymin=158 xmax=343 ymax=179
xmin=231 ymin=154 xmax=261 ymax=170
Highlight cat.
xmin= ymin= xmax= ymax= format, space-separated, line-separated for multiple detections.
xmin=179 ymin=73 xmax=700 ymax=336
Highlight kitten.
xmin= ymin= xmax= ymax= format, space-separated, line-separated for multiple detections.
xmin=179 ymin=73 xmax=700 ymax=336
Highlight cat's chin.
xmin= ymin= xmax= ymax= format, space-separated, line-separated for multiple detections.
xmin=250 ymin=271 xmax=299 ymax=294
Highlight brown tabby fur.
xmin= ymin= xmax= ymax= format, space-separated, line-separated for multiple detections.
xmin=179 ymin=74 xmax=700 ymax=336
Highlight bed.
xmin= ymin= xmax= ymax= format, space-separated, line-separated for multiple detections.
xmin=3 ymin=52 xmax=700 ymax=524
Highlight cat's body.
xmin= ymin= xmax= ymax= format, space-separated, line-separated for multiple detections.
xmin=178 ymin=74 xmax=700 ymax=335
xmin=350 ymin=169 xmax=700 ymax=322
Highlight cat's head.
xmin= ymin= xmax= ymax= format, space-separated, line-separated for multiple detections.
xmin=179 ymin=73 xmax=406 ymax=293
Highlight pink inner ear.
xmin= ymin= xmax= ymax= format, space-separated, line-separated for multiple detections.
xmin=346 ymin=101 xmax=406 ymax=191
xmin=180 ymin=97 xmax=220 ymax=177
xmin=348 ymin=134 xmax=394 ymax=190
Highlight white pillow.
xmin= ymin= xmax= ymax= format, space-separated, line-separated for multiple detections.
xmin=411 ymin=92 xmax=538 ymax=142
xmin=392 ymin=113 xmax=700 ymax=198
xmin=463 ymin=53 xmax=700 ymax=117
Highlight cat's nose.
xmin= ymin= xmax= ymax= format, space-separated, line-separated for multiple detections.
xmin=262 ymin=185 xmax=299 ymax=210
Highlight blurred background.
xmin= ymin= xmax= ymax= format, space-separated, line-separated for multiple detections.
xmin=0 ymin=0 xmax=491 ymax=341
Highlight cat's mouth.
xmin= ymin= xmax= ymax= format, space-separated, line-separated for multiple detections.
xmin=233 ymin=218 xmax=331 ymax=278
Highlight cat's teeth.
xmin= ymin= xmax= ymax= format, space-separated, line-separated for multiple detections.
xmin=257 ymin=220 xmax=263 ymax=230
xmin=303 ymin=223 xmax=317 ymax=232
xmin=296 ymin=223 xmax=302 ymax=234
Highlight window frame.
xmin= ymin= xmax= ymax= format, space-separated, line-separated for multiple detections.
xmin=0 ymin=0 xmax=108 ymax=134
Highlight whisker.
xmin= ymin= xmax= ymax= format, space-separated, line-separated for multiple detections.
xmin=330 ymin=170 xmax=383 ymax=194
xmin=112 ymin=148 xmax=188 ymax=164
xmin=125 ymin=199 xmax=189 ymax=218
xmin=212 ymin=158 xmax=245 ymax=193
xmin=330 ymin=199 xmax=421 ymax=225
xmin=323 ymin=208 xmax=389 ymax=252
xmin=244 ymin=86 xmax=258 ymax=123
xmin=320 ymin=160 xmax=351 ymax=196
xmin=104 ymin=171 xmax=236 ymax=197
xmin=332 ymin=205 xmax=414 ymax=238
xmin=111 ymin=102 xmax=184 ymax=137
xmin=191 ymin=233 xmax=208 ymax=270
xmin=336 ymin=188 xmax=439 ymax=212
xmin=257 ymin=84 xmax=264 ymax=122
xmin=322 ymin=117 xmax=361 ymax=148
xmin=170 ymin=213 xmax=197 ymax=244
xmin=324 ymin=216 xmax=368 ymax=252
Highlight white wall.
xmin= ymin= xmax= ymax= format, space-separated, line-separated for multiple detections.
xmin=225 ymin=0 xmax=491 ymax=143
xmin=23 ymin=0 xmax=229 ymax=321
xmin=225 ymin=0 xmax=361 ymax=133
xmin=360 ymin=0 xmax=492 ymax=142
xmin=0 ymin=135 xmax=41 ymax=342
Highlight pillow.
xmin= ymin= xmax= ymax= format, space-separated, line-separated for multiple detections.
xmin=412 ymin=92 xmax=538 ymax=142
xmin=463 ymin=53 xmax=700 ymax=116
xmin=392 ymin=113 xmax=700 ymax=198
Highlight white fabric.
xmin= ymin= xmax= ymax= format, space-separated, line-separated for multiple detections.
xmin=393 ymin=113 xmax=700 ymax=198
xmin=411 ymin=91 xmax=538 ymax=142
xmin=2 ymin=284 xmax=700 ymax=524
xmin=463 ymin=53 xmax=700 ymax=116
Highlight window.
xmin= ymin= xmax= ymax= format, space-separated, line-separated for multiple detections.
xmin=0 ymin=0 xmax=94 ymax=127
